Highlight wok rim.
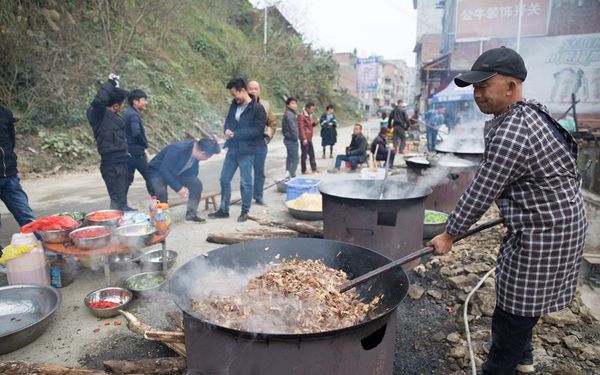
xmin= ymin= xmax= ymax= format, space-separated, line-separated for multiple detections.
xmin=170 ymin=238 xmax=409 ymax=340
xmin=319 ymin=179 xmax=432 ymax=202
xmin=0 ymin=284 xmax=62 ymax=338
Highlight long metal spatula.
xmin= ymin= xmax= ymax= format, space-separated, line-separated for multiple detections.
xmin=339 ymin=217 xmax=504 ymax=293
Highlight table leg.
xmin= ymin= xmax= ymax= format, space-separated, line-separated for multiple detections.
xmin=102 ymin=255 xmax=111 ymax=286
xmin=161 ymin=240 xmax=167 ymax=273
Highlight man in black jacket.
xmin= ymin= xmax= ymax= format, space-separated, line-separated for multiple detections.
xmin=0 ymin=105 xmax=35 ymax=227
xmin=371 ymin=127 xmax=395 ymax=167
xmin=208 ymin=78 xmax=266 ymax=222
xmin=328 ymin=124 xmax=367 ymax=173
xmin=124 ymin=89 xmax=154 ymax=198
xmin=149 ymin=138 xmax=220 ymax=222
xmin=86 ymin=77 xmax=133 ymax=211
xmin=388 ymin=99 xmax=410 ymax=154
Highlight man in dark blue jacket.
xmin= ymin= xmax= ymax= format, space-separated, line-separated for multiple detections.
xmin=0 ymin=105 xmax=35 ymax=227
xmin=208 ymin=78 xmax=266 ymax=222
xmin=148 ymin=138 xmax=220 ymax=222
xmin=124 ymin=89 xmax=154 ymax=198
xmin=86 ymin=77 xmax=133 ymax=211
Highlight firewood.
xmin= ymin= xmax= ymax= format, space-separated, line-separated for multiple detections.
xmin=184 ymin=130 xmax=198 ymax=141
xmin=102 ymin=357 xmax=186 ymax=374
xmin=207 ymin=229 xmax=299 ymax=245
xmin=247 ymin=215 xmax=323 ymax=238
xmin=119 ymin=311 xmax=187 ymax=358
xmin=144 ymin=330 xmax=185 ymax=343
xmin=0 ymin=361 xmax=106 ymax=374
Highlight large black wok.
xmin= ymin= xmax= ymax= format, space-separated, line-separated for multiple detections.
xmin=170 ymin=238 xmax=409 ymax=340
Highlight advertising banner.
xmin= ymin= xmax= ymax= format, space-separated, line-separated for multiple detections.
xmin=356 ymin=57 xmax=380 ymax=93
xmin=455 ymin=0 xmax=551 ymax=40
xmin=521 ymin=33 xmax=600 ymax=114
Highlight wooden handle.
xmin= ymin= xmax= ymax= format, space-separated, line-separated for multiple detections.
xmin=339 ymin=217 xmax=504 ymax=293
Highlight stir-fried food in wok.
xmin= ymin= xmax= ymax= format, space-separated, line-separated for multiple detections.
xmin=191 ymin=258 xmax=381 ymax=334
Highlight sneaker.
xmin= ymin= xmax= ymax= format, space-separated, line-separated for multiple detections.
xmin=121 ymin=206 xmax=138 ymax=212
xmin=208 ymin=210 xmax=229 ymax=219
xmin=255 ymin=198 xmax=267 ymax=206
xmin=237 ymin=212 xmax=249 ymax=222
xmin=516 ymin=347 xmax=535 ymax=373
xmin=327 ymin=168 xmax=339 ymax=174
xmin=185 ymin=214 xmax=206 ymax=223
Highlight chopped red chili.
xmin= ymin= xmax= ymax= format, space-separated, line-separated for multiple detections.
xmin=71 ymin=228 xmax=111 ymax=239
xmin=87 ymin=212 xmax=122 ymax=221
xmin=88 ymin=300 xmax=120 ymax=309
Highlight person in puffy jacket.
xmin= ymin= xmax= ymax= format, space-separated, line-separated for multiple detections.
xmin=328 ymin=124 xmax=367 ymax=173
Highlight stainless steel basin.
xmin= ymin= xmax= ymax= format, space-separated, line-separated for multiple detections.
xmin=0 ymin=284 xmax=62 ymax=355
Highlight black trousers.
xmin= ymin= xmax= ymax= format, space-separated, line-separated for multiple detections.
xmin=151 ymin=175 xmax=202 ymax=216
xmin=100 ymin=162 xmax=129 ymax=210
xmin=301 ymin=141 xmax=317 ymax=173
xmin=375 ymin=151 xmax=396 ymax=167
xmin=127 ymin=153 xmax=155 ymax=197
xmin=482 ymin=307 xmax=540 ymax=375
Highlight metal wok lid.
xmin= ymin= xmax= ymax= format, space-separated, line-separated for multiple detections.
xmin=170 ymin=238 xmax=409 ymax=340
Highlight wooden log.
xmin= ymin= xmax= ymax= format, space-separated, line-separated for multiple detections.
xmin=207 ymin=229 xmax=299 ymax=245
xmin=102 ymin=357 xmax=186 ymax=374
xmin=119 ymin=311 xmax=187 ymax=358
xmin=144 ymin=330 xmax=185 ymax=343
xmin=154 ymin=131 xmax=171 ymax=147
xmin=0 ymin=361 xmax=106 ymax=374
xmin=247 ymin=215 xmax=323 ymax=238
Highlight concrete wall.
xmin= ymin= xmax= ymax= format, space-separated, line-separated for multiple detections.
xmin=583 ymin=191 xmax=600 ymax=255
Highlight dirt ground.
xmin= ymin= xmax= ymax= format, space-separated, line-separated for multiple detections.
xmin=1 ymin=119 xmax=599 ymax=374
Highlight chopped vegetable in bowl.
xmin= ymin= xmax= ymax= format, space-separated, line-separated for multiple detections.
xmin=424 ymin=210 xmax=449 ymax=225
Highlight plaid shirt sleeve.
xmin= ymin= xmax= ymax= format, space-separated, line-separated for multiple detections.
xmin=446 ymin=109 xmax=528 ymax=236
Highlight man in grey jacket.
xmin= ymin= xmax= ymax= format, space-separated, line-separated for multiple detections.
xmin=281 ymin=97 xmax=299 ymax=178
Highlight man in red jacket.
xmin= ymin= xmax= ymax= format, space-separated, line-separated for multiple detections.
xmin=298 ymin=102 xmax=317 ymax=174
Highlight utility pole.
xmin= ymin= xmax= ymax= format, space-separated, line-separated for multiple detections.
xmin=516 ymin=0 xmax=523 ymax=52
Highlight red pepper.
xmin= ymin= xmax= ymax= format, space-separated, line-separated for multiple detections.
xmin=103 ymin=322 xmax=110 ymax=326
xmin=87 ymin=212 xmax=122 ymax=221
xmin=114 ymin=321 xmax=122 ymax=326
xmin=88 ymin=300 xmax=120 ymax=309
xmin=71 ymin=228 xmax=112 ymax=239
xmin=93 ymin=328 xmax=100 ymax=333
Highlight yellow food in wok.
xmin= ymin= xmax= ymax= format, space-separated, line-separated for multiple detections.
xmin=287 ymin=193 xmax=323 ymax=212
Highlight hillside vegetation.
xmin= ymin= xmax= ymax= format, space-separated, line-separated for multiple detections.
xmin=0 ymin=0 xmax=360 ymax=174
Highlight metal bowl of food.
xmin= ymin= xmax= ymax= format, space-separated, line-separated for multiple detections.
xmin=140 ymin=249 xmax=178 ymax=271
xmin=0 ymin=285 xmax=62 ymax=355
xmin=423 ymin=210 xmax=449 ymax=240
xmin=38 ymin=223 xmax=81 ymax=244
xmin=68 ymin=226 xmax=112 ymax=250
xmin=285 ymin=193 xmax=323 ymax=221
xmin=85 ymin=209 xmax=124 ymax=227
xmin=124 ymin=272 xmax=167 ymax=297
xmin=114 ymin=223 xmax=156 ymax=248
xmin=84 ymin=287 xmax=132 ymax=318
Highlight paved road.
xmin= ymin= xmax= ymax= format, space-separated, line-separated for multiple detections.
xmin=0 ymin=122 xmax=371 ymax=244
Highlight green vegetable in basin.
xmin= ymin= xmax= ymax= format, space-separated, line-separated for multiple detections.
xmin=424 ymin=210 xmax=449 ymax=225
xmin=126 ymin=274 xmax=165 ymax=290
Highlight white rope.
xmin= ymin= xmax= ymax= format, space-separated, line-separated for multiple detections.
xmin=464 ymin=267 xmax=496 ymax=375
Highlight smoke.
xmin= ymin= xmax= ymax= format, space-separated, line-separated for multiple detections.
xmin=320 ymin=179 xmax=431 ymax=200
xmin=412 ymin=154 xmax=478 ymax=191
xmin=437 ymin=121 xmax=485 ymax=154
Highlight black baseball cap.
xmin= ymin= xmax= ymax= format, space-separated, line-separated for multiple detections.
xmin=454 ymin=47 xmax=527 ymax=87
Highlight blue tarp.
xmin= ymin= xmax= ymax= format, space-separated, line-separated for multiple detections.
xmin=431 ymin=81 xmax=473 ymax=103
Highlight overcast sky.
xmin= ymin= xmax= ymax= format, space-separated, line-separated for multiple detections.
xmin=250 ymin=0 xmax=418 ymax=66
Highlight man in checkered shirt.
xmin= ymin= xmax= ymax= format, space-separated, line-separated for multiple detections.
xmin=430 ymin=47 xmax=587 ymax=374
